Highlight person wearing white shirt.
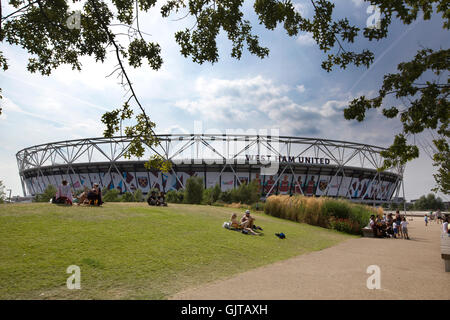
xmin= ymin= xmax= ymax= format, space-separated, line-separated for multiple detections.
xmin=400 ymin=217 xmax=409 ymax=239
xmin=443 ymin=217 xmax=449 ymax=236
xmin=56 ymin=180 xmax=73 ymax=205
xmin=393 ymin=221 xmax=399 ymax=238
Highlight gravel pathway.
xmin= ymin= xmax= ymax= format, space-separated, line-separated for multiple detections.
xmin=171 ymin=218 xmax=450 ymax=300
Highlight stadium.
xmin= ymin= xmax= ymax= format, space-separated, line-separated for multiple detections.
xmin=16 ymin=134 xmax=405 ymax=204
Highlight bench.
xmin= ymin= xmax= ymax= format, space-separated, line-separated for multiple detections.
xmin=441 ymin=234 xmax=450 ymax=272
xmin=362 ymin=227 xmax=374 ymax=238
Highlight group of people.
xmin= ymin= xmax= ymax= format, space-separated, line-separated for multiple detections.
xmin=369 ymin=210 xmax=410 ymax=239
xmin=52 ymin=180 xmax=170 ymax=207
xmin=52 ymin=180 xmax=103 ymax=206
xmin=147 ymin=191 xmax=167 ymax=206
xmin=77 ymin=184 xmax=103 ymax=206
xmin=229 ymin=210 xmax=263 ymax=235
xmin=428 ymin=210 xmax=450 ymax=236
xmin=369 ymin=209 xmax=450 ymax=239
xmin=424 ymin=209 xmax=444 ymax=226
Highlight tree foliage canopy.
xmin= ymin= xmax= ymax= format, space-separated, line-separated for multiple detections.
xmin=1 ymin=0 xmax=449 ymax=192
xmin=412 ymin=193 xmax=445 ymax=211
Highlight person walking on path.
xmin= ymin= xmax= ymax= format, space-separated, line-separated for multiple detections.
xmin=436 ymin=209 xmax=442 ymax=224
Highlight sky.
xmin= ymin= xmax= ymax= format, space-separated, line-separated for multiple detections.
xmin=0 ymin=0 xmax=449 ymax=201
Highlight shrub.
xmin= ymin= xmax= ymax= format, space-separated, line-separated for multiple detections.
xmin=202 ymin=188 xmax=213 ymax=205
xmin=230 ymin=180 xmax=260 ymax=204
xmin=184 ymin=176 xmax=203 ymax=204
xmin=230 ymin=188 xmax=240 ymax=203
xmin=34 ymin=184 xmax=57 ymax=202
xmin=176 ymin=189 xmax=184 ymax=203
xmin=211 ymin=184 xmax=221 ymax=203
xmin=219 ymin=190 xmax=232 ymax=203
xmin=103 ymin=189 xmax=121 ymax=202
xmin=251 ymin=201 xmax=265 ymax=212
xmin=166 ymin=190 xmax=184 ymax=203
xmin=212 ymin=200 xmax=226 ymax=207
xmin=121 ymin=192 xmax=134 ymax=202
xmin=133 ymin=189 xmax=143 ymax=202
xmin=264 ymin=195 xmax=375 ymax=235
xmin=329 ymin=217 xmax=360 ymax=234
xmin=166 ymin=190 xmax=178 ymax=203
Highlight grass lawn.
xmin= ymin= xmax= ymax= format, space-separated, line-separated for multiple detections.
xmin=0 ymin=203 xmax=355 ymax=299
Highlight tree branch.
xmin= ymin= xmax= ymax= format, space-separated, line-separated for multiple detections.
xmin=88 ymin=0 xmax=156 ymax=138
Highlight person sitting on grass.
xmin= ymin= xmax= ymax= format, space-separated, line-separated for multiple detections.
xmin=147 ymin=191 xmax=158 ymax=206
xmin=158 ymin=191 xmax=167 ymax=206
xmin=87 ymin=183 xmax=102 ymax=206
xmin=376 ymin=217 xmax=386 ymax=238
xmin=55 ymin=180 xmax=73 ymax=205
xmin=241 ymin=210 xmax=256 ymax=229
xmin=385 ymin=213 xmax=394 ymax=238
xmin=77 ymin=186 xmax=90 ymax=206
xmin=369 ymin=215 xmax=377 ymax=237
xmin=230 ymin=213 xmax=259 ymax=235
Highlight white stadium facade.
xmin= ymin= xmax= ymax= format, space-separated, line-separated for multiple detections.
xmin=16 ymin=134 xmax=406 ymax=204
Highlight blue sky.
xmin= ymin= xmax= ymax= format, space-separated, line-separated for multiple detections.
xmin=0 ymin=0 xmax=449 ymax=200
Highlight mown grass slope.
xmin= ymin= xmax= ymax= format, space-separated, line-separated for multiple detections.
xmin=0 ymin=203 xmax=354 ymax=299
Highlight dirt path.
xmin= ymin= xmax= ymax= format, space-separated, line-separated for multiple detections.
xmin=172 ymin=218 xmax=450 ymax=300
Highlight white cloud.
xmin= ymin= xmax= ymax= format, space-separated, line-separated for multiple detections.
xmin=174 ymin=75 xmax=290 ymax=122
xmin=351 ymin=0 xmax=365 ymax=7
xmin=293 ymin=2 xmax=310 ymax=16
xmin=1 ymin=97 xmax=22 ymax=114
xmin=159 ymin=124 xmax=190 ymax=135
xmin=172 ymin=75 xmax=377 ymax=140
xmin=297 ymin=33 xmax=315 ymax=46
xmin=296 ymin=84 xmax=306 ymax=93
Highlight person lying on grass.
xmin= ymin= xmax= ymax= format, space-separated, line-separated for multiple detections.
xmin=77 ymin=186 xmax=90 ymax=206
xmin=230 ymin=213 xmax=259 ymax=235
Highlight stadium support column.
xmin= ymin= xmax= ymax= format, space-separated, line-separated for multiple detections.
xmin=401 ymin=176 xmax=406 ymax=215
xmin=16 ymin=155 xmax=27 ymax=196
xmin=19 ymin=174 xmax=26 ymax=197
